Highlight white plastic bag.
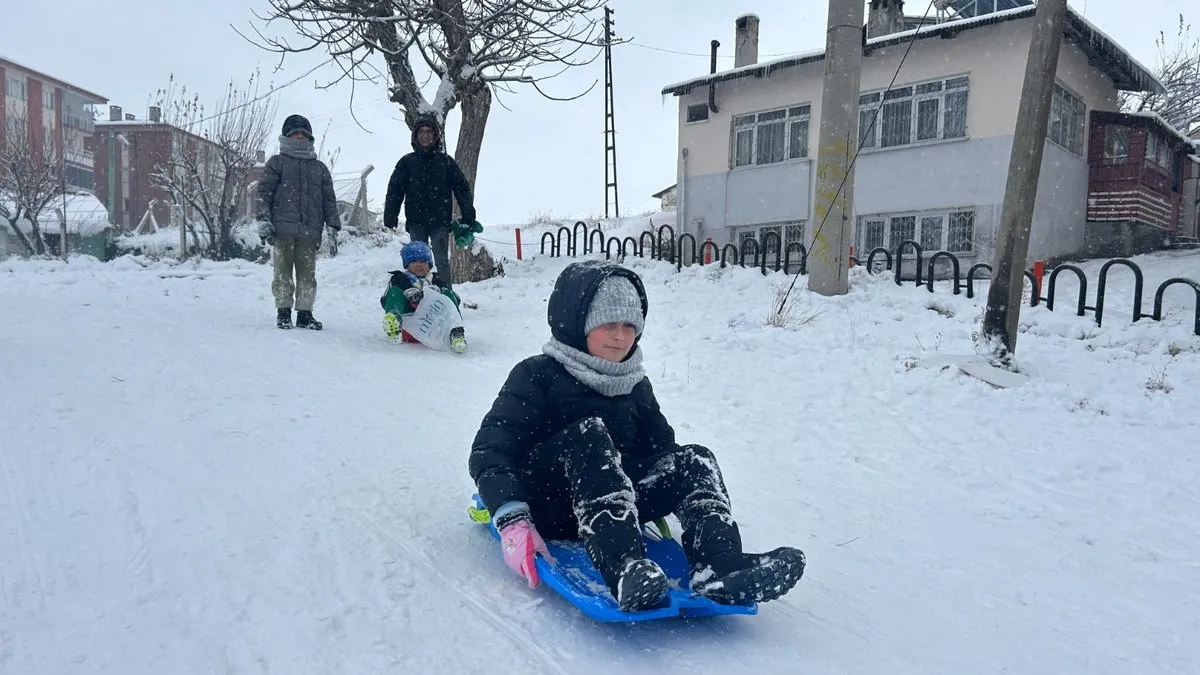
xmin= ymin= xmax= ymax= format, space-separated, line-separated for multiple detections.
xmin=403 ymin=291 xmax=464 ymax=351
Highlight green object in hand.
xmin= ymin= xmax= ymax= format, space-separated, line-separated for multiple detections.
xmin=452 ymin=219 xmax=484 ymax=248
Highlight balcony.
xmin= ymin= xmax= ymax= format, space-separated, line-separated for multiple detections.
xmin=64 ymin=114 xmax=95 ymax=133
xmin=69 ymin=149 xmax=95 ymax=169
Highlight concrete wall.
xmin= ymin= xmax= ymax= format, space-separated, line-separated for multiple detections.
xmin=672 ymin=12 xmax=1122 ymax=265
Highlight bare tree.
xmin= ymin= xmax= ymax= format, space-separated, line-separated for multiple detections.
xmin=1120 ymin=13 xmax=1200 ymax=132
xmin=151 ymin=71 xmax=277 ymax=259
xmin=0 ymin=112 xmax=74 ymax=256
xmin=243 ymin=0 xmax=609 ymax=280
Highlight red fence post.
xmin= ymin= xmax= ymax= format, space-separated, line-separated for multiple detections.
xmin=515 ymin=228 xmax=523 ymax=260
xmin=1033 ymin=259 xmax=1045 ymax=299
xmin=704 ymin=237 xmax=713 ymax=264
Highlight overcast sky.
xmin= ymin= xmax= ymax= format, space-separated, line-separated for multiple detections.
xmin=0 ymin=0 xmax=1191 ymax=225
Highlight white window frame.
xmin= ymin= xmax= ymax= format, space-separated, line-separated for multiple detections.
xmin=858 ymin=75 xmax=969 ymax=150
xmin=731 ymin=104 xmax=812 ymax=168
xmin=856 ymin=208 xmax=976 ymax=255
xmin=1048 ymin=82 xmax=1086 ymax=155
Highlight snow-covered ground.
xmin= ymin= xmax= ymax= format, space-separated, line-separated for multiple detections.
xmin=1 ymin=233 xmax=1197 ymax=674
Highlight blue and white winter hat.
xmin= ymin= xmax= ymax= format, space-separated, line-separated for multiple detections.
xmin=402 ymin=240 xmax=434 ymax=267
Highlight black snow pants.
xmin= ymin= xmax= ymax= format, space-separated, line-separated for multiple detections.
xmin=521 ymin=416 xmax=744 ymax=594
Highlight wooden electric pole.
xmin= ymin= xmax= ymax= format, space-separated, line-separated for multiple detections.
xmin=809 ymin=0 xmax=865 ymax=296
xmin=980 ymin=0 xmax=1070 ymax=363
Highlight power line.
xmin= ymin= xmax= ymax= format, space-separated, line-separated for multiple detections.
xmin=185 ymin=57 xmax=336 ymax=127
xmin=627 ymin=41 xmax=794 ymax=59
xmin=777 ymin=0 xmax=937 ymax=312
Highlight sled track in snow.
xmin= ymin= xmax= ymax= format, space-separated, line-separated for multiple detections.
xmin=355 ymin=510 xmax=571 ymax=675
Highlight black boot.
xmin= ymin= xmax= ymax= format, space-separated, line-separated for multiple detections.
xmin=277 ymin=307 xmax=292 ymax=329
xmin=295 ymin=310 xmax=323 ymax=330
xmin=583 ymin=512 xmax=668 ymax=612
xmin=683 ymin=515 xmax=805 ymax=605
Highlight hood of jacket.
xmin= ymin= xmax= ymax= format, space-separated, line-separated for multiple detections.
xmin=410 ymin=116 xmax=444 ymax=154
xmin=546 ymin=260 xmax=649 ymax=355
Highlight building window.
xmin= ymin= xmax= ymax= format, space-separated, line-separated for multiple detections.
xmin=64 ymin=165 xmax=94 ymax=191
xmin=1145 ymin=132 xmax=1173 ymax=171
xmin=1048 ymin=83 xmax=1085 ymax=155
xmin=857 ymin=209 xmax=976 ymax=254
xmin=1104 ymin=125 xmax=1129 ymax=159
xmin=732 ymin=104 xmax=811 ymax=167
xmin=732 ymin=221 xmax=808 ymax=269
xmin=43 ymin=88 xmax=55 ymax=110
xmin=686 ymin=103 xmax=709 ymax=123
xmin=5 ymin=76 xmax=26 ymax=100
xmin=859 ymin=76 xmax=969 ymax=150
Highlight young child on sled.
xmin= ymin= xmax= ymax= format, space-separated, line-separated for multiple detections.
xmin=380 ymin=240 xmax=468 ymax=353
xmin=468 ymin=260 xmax=805 ymax=612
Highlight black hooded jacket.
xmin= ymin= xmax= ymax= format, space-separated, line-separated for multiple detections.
xmin=468 ymin=261 xmax=680 ymax=514
xmin=383 ymin=118 xmax=476 ymax=233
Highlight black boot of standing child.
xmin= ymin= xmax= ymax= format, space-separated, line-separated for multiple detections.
xmin=296 ymin=310 xmax=323 ymax=330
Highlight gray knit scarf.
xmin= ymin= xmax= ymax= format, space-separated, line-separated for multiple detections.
xmin=543 ymin=338 xmax=645 ymax=397
xmin=279 ymin=135 xmax=318 ymax=160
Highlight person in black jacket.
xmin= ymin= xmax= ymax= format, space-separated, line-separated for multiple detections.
xmin=468 ymin=260 xmax=805 ymax=612
xmin=382 ymin=117 xmax=476 ymax=286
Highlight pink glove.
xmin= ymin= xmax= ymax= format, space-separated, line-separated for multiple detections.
xmin=499 ymin=519 xmax=552 ymax=588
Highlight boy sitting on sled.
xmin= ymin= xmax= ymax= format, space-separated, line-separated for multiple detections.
xmin=380 ymin=240 xmax=468 ymax=353
xmin=468 ymin=260 xmax=805 ymax=612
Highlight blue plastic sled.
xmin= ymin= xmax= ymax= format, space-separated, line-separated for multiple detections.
xmin=469 ymin=494 xmax=757 ymax=623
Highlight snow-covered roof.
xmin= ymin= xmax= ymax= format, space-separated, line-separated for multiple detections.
xmin=661 ymin=5 xmax=1167 ymax=97
xmin=94 ymin=120 xmax=168 ymax=127
xmin=1 ymin=193 xmax=111 ymax=236
xmin=0 ymin=55 xmax=107 ymax=103
xmin=1126 ymin=111 xmax=1198 ymax=147
xmin=1093 ymin=109 xmax=1199 ymax=149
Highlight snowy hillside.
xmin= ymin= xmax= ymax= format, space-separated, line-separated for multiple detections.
xmin=1 ymin=235 xmax=1197 ymax=674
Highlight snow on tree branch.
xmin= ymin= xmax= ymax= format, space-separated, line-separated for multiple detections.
xmin=0 ymin=112 xmax=79 ymax=256
xmin=242 ymin=0 xmax=607 ymax=126
xmin=1119 ymin=14 xmax=1200 ymax=133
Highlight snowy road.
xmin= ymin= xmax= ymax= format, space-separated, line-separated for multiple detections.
xmin=2 ymin=242 xmax=1198 ymax=673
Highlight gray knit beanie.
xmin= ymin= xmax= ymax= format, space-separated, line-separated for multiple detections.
xmin=585 ymin=275 xmax=645 ymax=336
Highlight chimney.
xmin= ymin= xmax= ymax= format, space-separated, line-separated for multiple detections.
xmin=734 ymin=14 xmax=760 ymax=67
xmin=148 ymin=106 xmax=161 ymax=123
xmin=109 ymin=105 xmax=123 ymax=122
xmin=867 ymin=0 xmax=905 ymax=39
xmin=125 ymin=113 xmax=135 ymax=121
xmin=256 ymin=149 xmax=266 ymax=163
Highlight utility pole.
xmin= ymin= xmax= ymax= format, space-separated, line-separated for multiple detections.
xmin=809 ymin=0 xmax=865 ymax=296
xmin=602 ymin=5 xmax=620 ymax=219
xmin=980 ymin=0 xmax=1070 ymax=364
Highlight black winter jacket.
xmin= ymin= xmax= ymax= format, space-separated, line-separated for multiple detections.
xmin=469 ymin=261 xmax=677 ymax=514
xmin=382 ymin=122 xmax=476 ymax=233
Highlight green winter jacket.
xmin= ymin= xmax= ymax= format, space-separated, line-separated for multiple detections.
xmin=380 ymin=269 xmax=461 ymax=317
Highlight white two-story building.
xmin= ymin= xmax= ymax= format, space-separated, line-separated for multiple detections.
xmin=660 ymin=0 xmax=1188 ymax=269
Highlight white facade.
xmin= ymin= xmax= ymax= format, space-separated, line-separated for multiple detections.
xmin=665 ymin=8 xmax=1157 ymax=268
